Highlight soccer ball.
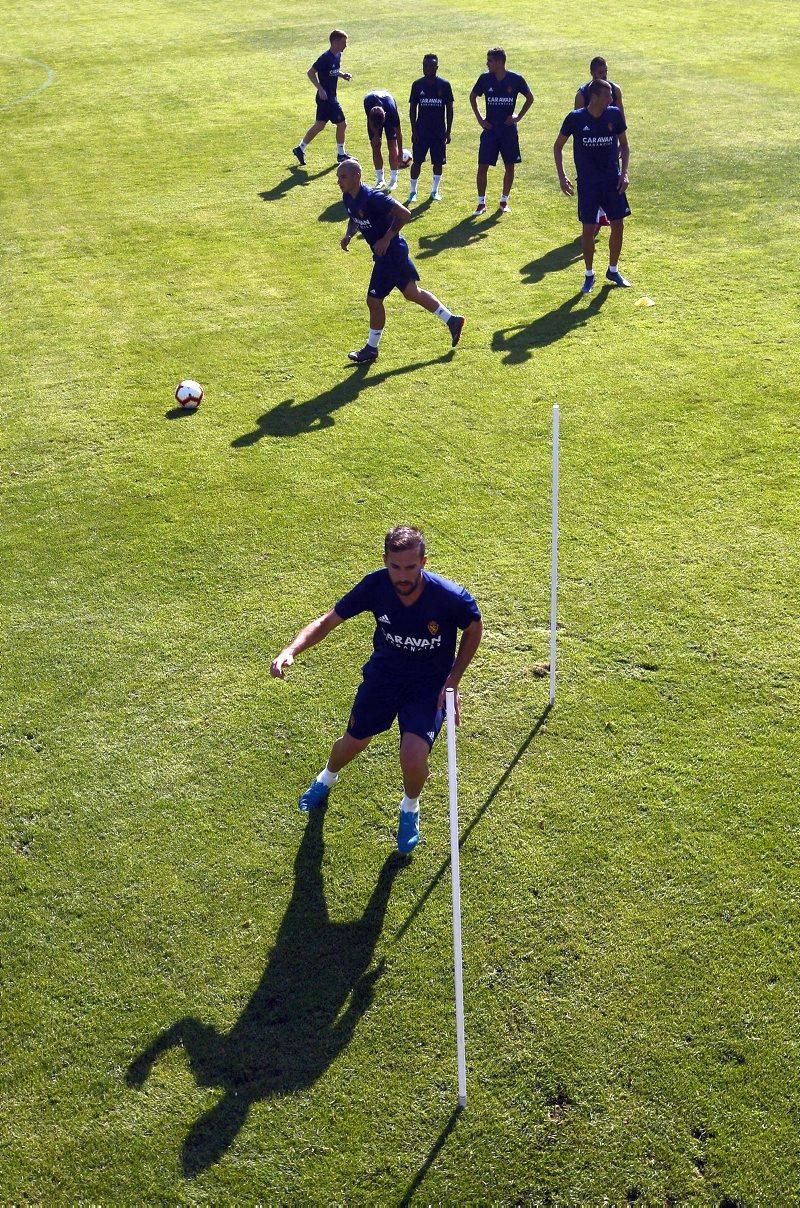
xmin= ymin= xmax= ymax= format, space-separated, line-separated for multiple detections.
xmin=175 ymin=379 xmax=204 ymax=409
xmin=400 ymin=147 xmax=412 ymax=168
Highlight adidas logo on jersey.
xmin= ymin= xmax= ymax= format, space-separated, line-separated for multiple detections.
xmin=427 ymin=731 xmax=435 ymax=742
xmin=583 ymin=125 xmax=590 ymax=130
xmin=378 ymin=614 xmax=390 ymax=623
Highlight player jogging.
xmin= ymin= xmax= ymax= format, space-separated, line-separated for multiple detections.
xmin=470 ymin=47 xmax=534 ymax=215
xmin=336 ymin=158 xmax=465 ymax=363
xmin=271 ymin=526 xmax=483 ymax=855
xmin=292 ymin=30 xmax=351 ymax=166
xmin=407 ymin=54 xmax=454 ymax=203
xmin=554 ymin=78 xmax=632 ymax=293
xmin=364 ymin=90 xmax=405 ymax=191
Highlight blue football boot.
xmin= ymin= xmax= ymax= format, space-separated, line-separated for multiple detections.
xmin=397 ymin=809 xmax=421 ymax=854
xmin=581 ymin=272 xmax=595 ymax=295
xmin=606 ymin=269 xmax=632 ymax=288
xmin=299 ymin=779 xmax=329 ymax=812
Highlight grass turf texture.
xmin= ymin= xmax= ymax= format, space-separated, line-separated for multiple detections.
xmin=2 ymin=0 xmax=799 ymax=1201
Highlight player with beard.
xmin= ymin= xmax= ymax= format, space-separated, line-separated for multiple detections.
xmin=271 ymin=526 xmax=483 ymax=855
xmin=407 ymin=53 xmax=454 ymax=203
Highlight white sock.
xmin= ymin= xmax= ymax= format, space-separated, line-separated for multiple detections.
xmin=500 ymin=193 xmax=509 ymax=203
xmin=432 ymin=174 xmax=442 ymax=191
xmin=389 ymin=169 xmax=398 ymax=186
xmin=367 ymin=328 xmax=383 ymax=349
xmin=375 ymin=168 xmax=385 ymax=183
xmin=434 ymin=304 xmax=452 ymax=324
xmin=408 ymin=180 xmax=418 ymax=196
xmin=477 ymin=194 xmax=486 ymax=205
xmin=299 ymin=140 xmax=307 ymax=151
xmin=585 ymin=267 xmax=595 ymax=276
xmin=400 ymin=795 xmax=420 ymax=813
xmin=337 ymin=142 xmax=345 ymax=155
xmin=608 ymin=264 xmax=618 ymax=273
xmin=316 ymin=766 xmax=339 ymax=787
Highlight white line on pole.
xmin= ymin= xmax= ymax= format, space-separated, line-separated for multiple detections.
xmin=550 ymin=404 xmax=560 ymax=706
xmin=445 ymin=687 xmax=467 ymax=1107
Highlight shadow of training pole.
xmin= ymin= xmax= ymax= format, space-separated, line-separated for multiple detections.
xmin=550 ymin=404 xmax=559 ymax=706
xmin=445 ymin=687 xmax=467 ymax=1107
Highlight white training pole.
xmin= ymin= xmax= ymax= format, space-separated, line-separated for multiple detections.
xmin=445 ymin=687 xmax=467 ymax=1107
xmin=549 ymin=404 xmax=560 ymax=706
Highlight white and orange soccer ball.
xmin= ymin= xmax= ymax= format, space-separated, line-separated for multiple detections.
xmin=175 ymin=379 xmax=204 ymax=409
xmin=400 ymin=147 xmax=412 ymax=168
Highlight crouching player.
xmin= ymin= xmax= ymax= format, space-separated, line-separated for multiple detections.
xmin=336 ymin=157 xmax=465 ymax=362
xmin=270 ymin=526 xmax=483 ymax=855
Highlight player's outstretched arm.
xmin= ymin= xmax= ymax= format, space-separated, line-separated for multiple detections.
xmin=437 ymin=619 xmax=484 ymax=722
xmin=553 ymin=133 xmax=573 ymax=195
xmin=271 ymin=608 xmax=344 ymax=678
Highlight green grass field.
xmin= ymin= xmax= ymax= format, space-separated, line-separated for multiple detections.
xmin=2 ymin=0 xmax=799 ymax=1201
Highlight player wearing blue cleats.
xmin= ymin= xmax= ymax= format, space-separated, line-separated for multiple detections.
xmin=581 ymin=271 xmax=595 ymax=294
xmin=397 ymin=807 xmax=421 ymax=854
xmin=606 ymin=268 xmax=631 ymax=287
xmin=271 ymin=526 xmax=483 ymax=857
xmin=299 ymin=779 xmax=330 ymax=812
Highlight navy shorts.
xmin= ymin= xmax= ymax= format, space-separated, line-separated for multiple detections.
xmin=577 ymin=174 xmax=632 ymax=224
xmin=347 ymin=677 xmax=444 ymax=748
xmin=412 ymin=133 xmax=447 ymax=165
xmin=478 ymin=125 xmax=521 ymax=166
xmin=367 ymin=237 xmax=420 ymax=299
xmin=316 ymin=97 xmax=345 ymax=125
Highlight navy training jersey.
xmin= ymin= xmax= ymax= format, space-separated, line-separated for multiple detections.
xmin=578 ymin=79 xmax=622 ymax=106
xmin=472 ymin=70 xmax=530 ymax=126
xmin=409 ymin=76 xmax=454 ymax=135
xmin=313 ymin=49 xmax=343 ymax=99
xmin=363 ymin=90 xmax=400 ymax=123
xmin=560 ymin=106 xmax=626 ymax=177
xmin=342 ymin=184 xmax=403 ymax=251
xmin=334 ymin=569 xmax=481 ymax=690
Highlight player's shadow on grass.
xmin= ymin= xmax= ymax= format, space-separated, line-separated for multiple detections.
xmin=395 ymin=702 xmax=551 ymax=943
xmin=520 ymin=238 xmax=583 ymax=285
xmin=492 ymin=286 xmax=611 ymax=364
xmin=416 ymin=211 xmax=501 ymax=259
xmin=127 ymin=808 xmax=404 ymax=1177
xmin=259 ymin=163 xmax=336 ymax=203
xmin=232 ymin=351 xmax=455 ymax=440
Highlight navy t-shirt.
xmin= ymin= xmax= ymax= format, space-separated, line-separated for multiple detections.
xmin=364 ymin=90 xmax=400 ymax=124
xmin=560 ymin=106 xmax=626 ymax=177
xmin=342 ymin=184 xmax=402 ymax=250
xmin=578 ymin=79 xmax=621 ymax=106
xmin=313 ymin=49 xmax=342 ymax=99
xmin=409 ymin=76 xmax=454 ymax=136
xmin=472 ymin=71 xmax=530 ymax=126
xmin=335 ymin=569 xmax=481 ymax=691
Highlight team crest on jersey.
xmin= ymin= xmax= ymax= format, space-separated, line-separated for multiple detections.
xmin=608 ymin=122 xmax=614 ymax=131
xmin=428 ymin=621 xmax=440 ymax=635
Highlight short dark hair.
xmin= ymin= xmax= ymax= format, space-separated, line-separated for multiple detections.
xmin=588 ymin=78 xmax=613 ymax=98
xmin=487 ymin=47 xmax=506 ymax=63
xmin=385 ymin=525 xmax=426 ymax=557
xmin=423 ymin=53 xmax=438 ymax=63
xmin=329 ymin=29 xmax=347 ymax=42
xmin=589 ymin=56 xmax=607 ymax=73
xmin=369 ymin=105 xmax=386 ymax=128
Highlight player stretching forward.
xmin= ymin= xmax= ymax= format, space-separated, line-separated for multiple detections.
xmin=407 ymin=54 xmax=454 ymax=203
xmin=469 ymin=47 xmax=534 ymax=214
xmin=364 ymin=90 xmax=405 ymax=191
xmin=336 ymin=158 xmax=465 ymax=363
xmin=271 ymin=526 xmax=483 ymax=855
xmin=554 ymin=78 xmax=632 ymax=293
xmin=293 ymin=30 xmax=351 ymax=166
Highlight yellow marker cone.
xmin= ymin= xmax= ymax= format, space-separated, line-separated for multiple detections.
xmin=635 ymin=297 xmax=655 ymax=307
